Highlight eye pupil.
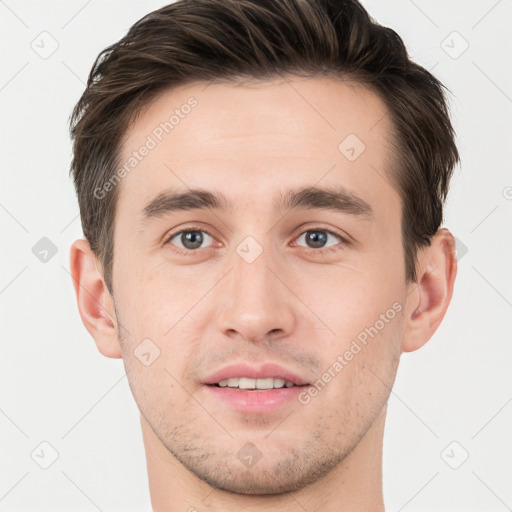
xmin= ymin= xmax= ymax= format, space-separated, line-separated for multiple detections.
xmin=182 ymin=231 xmax=203 ymax=249
xmin=306 ymin=230 xmax=327 ymax=248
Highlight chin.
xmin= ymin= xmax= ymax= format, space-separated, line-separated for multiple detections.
xmin=179 ymin=449 xmax=342 ymax=496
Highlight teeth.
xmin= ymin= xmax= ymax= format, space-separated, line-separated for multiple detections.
xmin=256 ymin=378 xmax=274 ymax=390
xmin=273 ymin=378 xmax=285 ymax=388
xmin=239 ymin=377 xmax=256 ymax=389
xmin=216 ymin=377 xmax=296 ymax=389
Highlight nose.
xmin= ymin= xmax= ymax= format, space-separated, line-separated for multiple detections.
xmin=215 ymin=244 xmax=297 ymax=344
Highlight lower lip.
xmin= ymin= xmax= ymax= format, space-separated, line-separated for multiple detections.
xmin=204 ymin=385 xmax=306 ymax=413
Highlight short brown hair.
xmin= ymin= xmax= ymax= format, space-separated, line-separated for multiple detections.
xmin=69 ymin=0 xmax=459 ymax=294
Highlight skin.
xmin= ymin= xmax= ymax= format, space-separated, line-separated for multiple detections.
xmin=70 ymin=76 xmax=457 ymax=511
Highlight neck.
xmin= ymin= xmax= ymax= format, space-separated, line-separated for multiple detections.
xmin=142 ymin=405 xmax=387 ymax=512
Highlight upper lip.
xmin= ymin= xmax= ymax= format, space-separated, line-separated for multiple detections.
xmin=203 ymin=363 xmax=310 ymax=386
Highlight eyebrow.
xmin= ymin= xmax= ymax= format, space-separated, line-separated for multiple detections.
xmin=139 ymin=185 xmax=373 ymax=224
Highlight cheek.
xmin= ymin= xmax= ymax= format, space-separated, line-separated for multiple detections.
xmin=300 ymin=264 xmax=404 ymax=341
xmin=114 ymin=253 xmax=197 ymax=337
xmin=113 ymin=264 xmax=206 ymax=397
xmin=123 ymin=355 xmax=190 ymax=434
xmin=315 ymin=304 xmax=403 ymax=424
xmin=305 ymin=269 xmax=405 ymax=398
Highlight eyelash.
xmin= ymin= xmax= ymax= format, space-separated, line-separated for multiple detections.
xmin=164 ymin=225 xmax=349 ymax=257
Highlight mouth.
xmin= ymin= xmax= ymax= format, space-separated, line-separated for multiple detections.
xmin=211 ymin=377 xmax=300 ymax=390
xmin=202 ymin=363 xmax=311 ymax=413
xmin=203 ymin=362 xmax=310 ymax=387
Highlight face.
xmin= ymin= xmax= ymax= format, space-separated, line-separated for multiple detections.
xmin=111 ymin=76 xmax=407 ymax=494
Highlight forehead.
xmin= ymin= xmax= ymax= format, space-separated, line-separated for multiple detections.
xmin=116 ymin=76 xmax=398 ymax=220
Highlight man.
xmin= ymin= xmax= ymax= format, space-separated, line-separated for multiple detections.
xmin=68 ymin=0 xmax=459 ymax=509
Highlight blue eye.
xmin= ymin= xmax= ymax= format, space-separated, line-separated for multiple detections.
xmin=166 ymin=229 xmax=215 ymax=252
xmin=295 ymin=229 xmax=341 ymax=250
xmin=164 ymin=226 xmax=348 ymax=256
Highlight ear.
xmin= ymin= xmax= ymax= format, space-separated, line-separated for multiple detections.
xmin=69 ymin=238 xmax=122 ymax=358
xmin=402 ymin=228 xmax=457 ymax=353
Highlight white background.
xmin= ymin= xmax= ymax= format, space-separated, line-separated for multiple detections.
xmin=0 ymin=0 xmax=511 ymax=510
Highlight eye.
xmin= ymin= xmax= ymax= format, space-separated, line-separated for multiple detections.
xmin=294 ymin=228 xmax=347 ymax=255
xmin=166 ymin=228 xmax=215 ymax=253
xmin=164 ymin=226 xmax=348 ymax=256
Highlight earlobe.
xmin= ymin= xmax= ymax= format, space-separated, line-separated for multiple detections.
xmin=402 ymin=228 xmax=457 ymax=353
xmin=69 ymin=239 xmax=123 ymax=359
